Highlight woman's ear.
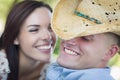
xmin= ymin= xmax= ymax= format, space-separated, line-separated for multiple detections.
xmin=103 ymin=45 xmax=119 ymax=61
xmin=14 ymin=38 xmax=19 ymax=45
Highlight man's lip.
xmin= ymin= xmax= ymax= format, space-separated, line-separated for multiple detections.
xmin=63 ymin=47 xmax=80 ymax=55
xmin=62 ymin=41 xmax=80 ymax=55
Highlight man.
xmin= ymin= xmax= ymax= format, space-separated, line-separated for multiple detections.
xmin=47 ymin=0 xmax=120 ymax=80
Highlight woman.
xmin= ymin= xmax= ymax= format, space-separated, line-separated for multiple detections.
xmin=0 ymin=1 xmax=56 ymax=80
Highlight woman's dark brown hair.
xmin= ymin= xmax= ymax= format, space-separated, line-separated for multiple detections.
xmin=0 ymin=1 xmax=52 ymax=80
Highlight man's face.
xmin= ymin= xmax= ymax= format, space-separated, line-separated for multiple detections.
xmin=57 ymin=33 xmax=115 ymax=69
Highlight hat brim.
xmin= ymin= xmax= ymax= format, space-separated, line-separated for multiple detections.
xmin=52 ymin=0 xmax=120 ymax=40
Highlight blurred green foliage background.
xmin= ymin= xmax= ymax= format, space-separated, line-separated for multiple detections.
xmin=0 ymin=0 xmax=120 ymax=67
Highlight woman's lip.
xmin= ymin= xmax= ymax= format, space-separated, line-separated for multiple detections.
xmin=37 ymin=48 xmax=51 ymax=54
xmin=35 ymin=44 xmax=52 ymax=53
xmin=35 ymin=45 xmax=51 ymax=49
xmin=35 ymin=43 xmax=51 ymax=48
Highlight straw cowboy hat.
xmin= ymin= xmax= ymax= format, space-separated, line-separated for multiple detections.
xmin=52 ymin=0 xmax=120 ymax=40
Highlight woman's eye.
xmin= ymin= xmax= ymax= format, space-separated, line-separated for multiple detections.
xmin=29 ymin=28 xmax=39 ymax=32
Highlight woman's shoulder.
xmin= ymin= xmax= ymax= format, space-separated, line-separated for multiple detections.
xmin=39 ymin=64 xmax=49 ymax=80
xmin=0 ymin=49 xmax=10 ymax=80
xmin=0 ymin=49 xmax=6 ymax=57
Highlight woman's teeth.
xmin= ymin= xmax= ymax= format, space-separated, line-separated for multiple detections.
xmin=37 ymin=45 xmax=51 ymax=49
xmin=64 ymin=48 xmax=78 ymax=55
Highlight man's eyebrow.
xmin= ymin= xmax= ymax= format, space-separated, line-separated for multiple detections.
xmin=84 ymin=35 xmax=94 ymax=38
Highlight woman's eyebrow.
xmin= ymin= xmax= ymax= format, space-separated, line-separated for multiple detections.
xmin=27 ymin=24 xmax=40 ymax=27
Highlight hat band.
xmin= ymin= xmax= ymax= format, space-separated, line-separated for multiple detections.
xmin=74 ymin=11 xmax=102 ymax=24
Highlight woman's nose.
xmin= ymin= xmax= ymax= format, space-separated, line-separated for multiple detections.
xmin=40 ymin=29 xmax=51 ymax=40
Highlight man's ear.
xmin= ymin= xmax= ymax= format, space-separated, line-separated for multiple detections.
xmin=103 ymin=45 xmax=119 ymax=61
xmin=14 ymin=38 xmax=19 ymax=45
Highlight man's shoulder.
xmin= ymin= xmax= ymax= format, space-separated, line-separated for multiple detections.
xmin=65 ymin=68 xmax=114 ymax=80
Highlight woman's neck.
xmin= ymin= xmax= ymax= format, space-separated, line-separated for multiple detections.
xmin=18 ymin=52 xmax=46 ymax=80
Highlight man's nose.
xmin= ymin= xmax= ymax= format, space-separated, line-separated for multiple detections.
xmin=65 ymin=37 xmax=78 ymax=45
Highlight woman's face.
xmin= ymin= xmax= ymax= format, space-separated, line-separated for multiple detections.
xmin=14 ymin=7 xmax=56 ymax=62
